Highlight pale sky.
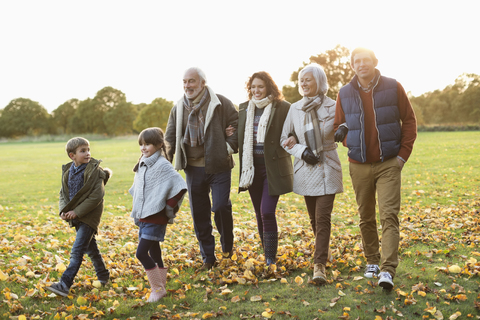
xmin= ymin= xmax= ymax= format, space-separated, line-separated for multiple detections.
xmin=1 ymin=0 xmax=479 ymax=112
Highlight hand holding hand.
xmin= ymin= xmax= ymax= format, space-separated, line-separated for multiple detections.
xmin=301 ymin=147 xmax=319 ymax=165
xmin=282 ymin=136 xmax=297 ymax=149
xmin=334 ymin=126 xmax=348 ymax=143
xmin=225 ymin=125 xmax=235 ymax=137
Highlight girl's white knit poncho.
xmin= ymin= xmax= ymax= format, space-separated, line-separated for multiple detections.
xmin=129 ymin=151 xmax=187 ymax=220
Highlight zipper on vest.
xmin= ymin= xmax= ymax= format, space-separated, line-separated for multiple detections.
xmin=371 ymin=77 xmax=383 ymax=162
xmin=356 ymin=93 xmax=366 ymax=163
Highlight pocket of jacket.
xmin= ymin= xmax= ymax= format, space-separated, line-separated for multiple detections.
xmin=293 ymin=159 xmax=304 ymax=174
xmin=325 ymin=153 xmax=342 ymax=173
xmin=276 ymin=149 xmax=293 ymax=176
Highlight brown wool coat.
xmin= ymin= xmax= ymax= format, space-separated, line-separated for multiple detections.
xmin=165 ymin=86 xmax=239 ymax=174
xmin=237 ymin=100 xmax=293 ymax=196
xmin=59 ymin=158 xmax=111 ymax=233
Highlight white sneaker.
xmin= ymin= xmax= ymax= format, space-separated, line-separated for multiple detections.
xmin=378 ymin=272 xmax=394 ymax=290
xmin=364 ymin=264 xmax=380 ymax=278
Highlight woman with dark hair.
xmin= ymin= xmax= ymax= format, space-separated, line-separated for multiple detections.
xmin=280 ymin=64 xmax=343 ymax=284
xmin=230 ymin=71 xmax=293 ymax=266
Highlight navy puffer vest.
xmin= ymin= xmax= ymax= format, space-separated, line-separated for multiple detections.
xmin=339 ymin=74 xmax=401 ymax=163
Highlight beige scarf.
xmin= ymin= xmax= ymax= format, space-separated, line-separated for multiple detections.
xmin=301 ymin=95 xmax=324 ymax=156
xmin=239 ymin=96 xmax=272 ymax=189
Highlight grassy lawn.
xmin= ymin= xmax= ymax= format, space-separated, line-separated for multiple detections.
xmin=0 ymin=131 xmax=479 ymax=319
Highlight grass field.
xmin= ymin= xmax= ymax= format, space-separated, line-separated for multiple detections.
xmin=0 ymin=131 xmax=479 ymax=319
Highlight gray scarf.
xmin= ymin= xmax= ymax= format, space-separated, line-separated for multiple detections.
xmin=183 ymin=88 xmax=209 ymax=147
xmin=301 ymin=95 xmax=324 ymax=157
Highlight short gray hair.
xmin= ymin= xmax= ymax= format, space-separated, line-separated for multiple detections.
xmin=298 ymin=63 xmax=328 ymax=96
xmin=184 ymin=67 xmax=207 ymax=84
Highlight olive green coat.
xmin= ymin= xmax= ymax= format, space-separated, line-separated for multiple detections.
xmin=237 ymin=100 xmax=293 ymax=196
xmin=59 ymin=158 xmax=111 ymax=233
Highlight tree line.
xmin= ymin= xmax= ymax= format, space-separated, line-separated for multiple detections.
xmin=0 ymin=87 xmax=174 ymax=138
xmin=409 ymin=73 xmax=480 ymax=126
xmin=1 ymin=45 xmax=478 ymax=138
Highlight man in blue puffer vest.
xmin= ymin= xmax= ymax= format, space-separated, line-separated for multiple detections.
xmin=334 ymin=47 xmax=417 ymax=290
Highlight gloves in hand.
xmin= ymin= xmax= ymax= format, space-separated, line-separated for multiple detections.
xmin=301 ymin=147 xmax=319 ymax=165
xmin=334 ymin=126 xmax=348 ymax=143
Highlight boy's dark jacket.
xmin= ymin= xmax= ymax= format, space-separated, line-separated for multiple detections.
xmin=59 ymin=158 xmax=112 ymax=233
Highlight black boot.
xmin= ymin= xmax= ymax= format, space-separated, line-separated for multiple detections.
xmin=263 ymin=232 xmax=278 ymax=266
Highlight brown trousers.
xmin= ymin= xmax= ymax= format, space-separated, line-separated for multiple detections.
xmin=304 ymin=194 xmax=336 ymax=264
xmin=349 ymin=157 xmax=401 ymax=277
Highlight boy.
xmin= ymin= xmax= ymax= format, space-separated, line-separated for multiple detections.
xmin=46 ymin=137 xmax=112 ymax=297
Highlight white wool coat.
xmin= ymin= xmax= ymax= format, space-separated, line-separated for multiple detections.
xmin=280 ymin=96 xmax=343 ymax=196
xmin=129 ymin=151 xmax=187 ymax=220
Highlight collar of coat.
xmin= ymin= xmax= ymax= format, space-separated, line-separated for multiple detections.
xmin=350 ymin=68 xmax=382 ymax=91
xmin=63 ymin=158 xmax=101 ymax=175
xmin=140 ymin=150 xmax=162 ymax=168
xmin=62 ymin=158 xmax=111 ymax=186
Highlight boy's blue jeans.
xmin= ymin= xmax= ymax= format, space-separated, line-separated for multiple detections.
xmin=60 ymin=220 xmax=109 ymax=288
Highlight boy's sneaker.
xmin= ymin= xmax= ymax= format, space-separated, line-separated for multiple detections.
xmin=364 ymin=264 xmax=380 ymax=278
xmin=46 ymin=281 xmax=70 ymax=297
xmin=378 ymin=272 xmax=394 ymax=290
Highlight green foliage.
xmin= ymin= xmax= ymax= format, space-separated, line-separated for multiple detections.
xmin=103 ymin=102 xmax=137 ymax=135
xmin=52 ymin=99 xmax=79 ymax=134
xmin=281 ymin=83 xmax=302 ymax=104
xmin=0 ymin=98 xmax=51 ymax=137
xmin=282 ymin=45 xmax=355 ymax=102
xmin=411 ymin=73 xmax=480 ymax=124
xmin=456 ymin=74 xmax=480 ymax=121
xmin=0 ymin=85 xmax=175 ymax=137
xmin=69 ymin=98 xmax=101 ymax=133
xmin=66 ymin=87 xmax=129 ymax=134
xmin=90 ymin=86 xmax=128 ymax=133
xmin=133 ymin=102 xmax=148 ymax=114
xmin=133 ymin=97 xmax=174 ymax=132
xmin=94 ymin=86 xmax=127 ymax=109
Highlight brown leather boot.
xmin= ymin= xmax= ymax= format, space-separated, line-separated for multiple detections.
xmin=313 ymin=263 xmax=327 ymax=285
xmin=196 ymin=261 xmax=216 ymax=272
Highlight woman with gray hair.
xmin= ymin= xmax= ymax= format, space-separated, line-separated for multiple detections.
xmin=280 ymin=63 xmax=343 ymax=284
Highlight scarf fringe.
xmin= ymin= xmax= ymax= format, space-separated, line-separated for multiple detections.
xmin=239 ymin=166 xmax=255 ymax=188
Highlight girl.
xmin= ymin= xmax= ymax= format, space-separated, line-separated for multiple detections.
xmin=129 ymin=127 xmax=187 ymax=302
